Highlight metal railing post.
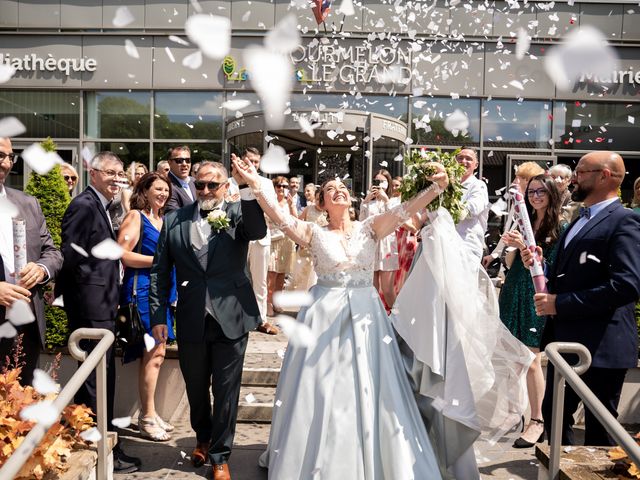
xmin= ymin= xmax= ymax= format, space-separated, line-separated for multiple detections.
xmin=0 ymin=328 xmax=114 ymax=480
xmin=545 ymin=342 xmax=640 ymax=480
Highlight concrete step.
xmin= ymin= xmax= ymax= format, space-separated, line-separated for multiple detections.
xmin=237 ymin=385 xmax=276 ymax=423
xmin=241 ymin=367 xmax=280 ymax=387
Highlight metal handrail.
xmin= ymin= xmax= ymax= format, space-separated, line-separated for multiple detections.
xmin=545 ymin=342 xmax=640 ymax=479
xmin=0 ymin=328 xmax=114 ymax=480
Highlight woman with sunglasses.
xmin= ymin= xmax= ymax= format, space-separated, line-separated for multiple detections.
xmin=60 ymin=163 xmax=79 ymax=196
xmin=498 ymin=174 xmax=567 ymax=449
xmin=267 ymin=175 xmax=298 ymax=316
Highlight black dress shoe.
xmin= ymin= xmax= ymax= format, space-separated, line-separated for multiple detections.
xmin=513 ymin=418 xmax=545 ymax=448
xmin=114 ymin=445 xmax=142 ymax=472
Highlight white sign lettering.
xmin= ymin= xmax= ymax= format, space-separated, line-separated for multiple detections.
xmin=0 ymin=54 xmax=97 ymax=77
xmin=579 ymin=68 xmax=640 ymax=85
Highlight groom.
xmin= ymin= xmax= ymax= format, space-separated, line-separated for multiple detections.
xmin=149 ymin=161 xmax=266 ymax=480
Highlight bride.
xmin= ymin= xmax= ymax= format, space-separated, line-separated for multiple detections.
xmin=233 ymin=158 xmax=448 ymax=479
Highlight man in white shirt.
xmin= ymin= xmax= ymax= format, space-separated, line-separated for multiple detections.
xmin=455 ymin=149 xmax=490 ymax=260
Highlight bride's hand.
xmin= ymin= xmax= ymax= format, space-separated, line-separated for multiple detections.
xmin=231 ymin=156 xmax=260 ymax=190
xmin=425 ymin=162 xmax=448 ymax=191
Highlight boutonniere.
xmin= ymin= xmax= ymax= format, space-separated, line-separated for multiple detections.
xmin=206 ymin=210 xmax=230 ymax=232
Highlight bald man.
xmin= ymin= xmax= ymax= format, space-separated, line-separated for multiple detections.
xmin=531 ymin=151 xmax=640 ymax=446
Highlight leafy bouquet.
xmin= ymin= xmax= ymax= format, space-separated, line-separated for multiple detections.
xmin=397 ymin=148 xmax=467 ymax=224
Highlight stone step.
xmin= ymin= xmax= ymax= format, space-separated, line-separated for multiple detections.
xmin=237 ymin=385 xmax=276 ymax=423
xmin=242 ymin=367 xmax=280 ymax=387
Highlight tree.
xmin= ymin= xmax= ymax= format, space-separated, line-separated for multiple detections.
xmin=24 ymin=137 xmax=71 ymax=349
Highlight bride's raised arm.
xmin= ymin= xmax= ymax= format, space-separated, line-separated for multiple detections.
xmin=232 ymin=157 xmax=313 ymax=247
xmin=369 ymin=163 xmax=448 ymax=240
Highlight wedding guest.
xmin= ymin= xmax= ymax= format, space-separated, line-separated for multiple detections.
xmin=165 ymin=146 xmax=196 ymax=214
xmin=531 ymin=151 xmax=640 ymax=446
xmin=549 ymin=163 xmax=579 ymax=223
xmin=359 ymin=169 xmax=399 ymax=308
xmin=267 ymin=176 xmax=297 ymax=316
xmin=60 ymin=163 xmax=79 ymax=197
xmin=118 ymin=172 xmax=176 ymax=442
xmin=455 ymin=149 xmax=490 ymax=260
xmin=289 ymin=176 xmax=306 ymax=215
xmin=499 ymin=174 xmax=566 ymax=449
xmin=303 ymin=183 xmax=316 ymax=206
xmin=630 ymin=176 xmax=640 ymax=213
xmin=156 ymin=160 xmax=170 ymax=177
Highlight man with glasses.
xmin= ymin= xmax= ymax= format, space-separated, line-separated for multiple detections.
xmin=0 ymin=137 xmax=62 ymax=386
xmin=56 ymin=151 xmax=141 ymax=473
xmin=149 ymin=161 xmax=266 ymax=480
xmin=455 ymin=148 xmax=490 ymax=260
xmin=156 ymin=160 xmax=170 ymax=178
xmin=528 ymin=151 xmax=640 ymax=447
xmin=165 ymin=145 xmax=197 ymax=214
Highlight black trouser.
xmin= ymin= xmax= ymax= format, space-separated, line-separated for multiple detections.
xmin=0 ymin=320 xmax=41 ymax=386
xmin=178 ymin=316 xmax=248 ymax=465
xmin=542 ymin=364 xmax=627 ymax=446
xmin=71 ymin=318 xmax=117 ymax=428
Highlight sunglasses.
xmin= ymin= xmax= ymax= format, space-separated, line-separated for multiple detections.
xmin=194 ymin=180 xmax=224 ymax=191
xmin=276 ymin=184 xmax=289 ymax=188
xmin=170 ymin=157 xmax=191 ymax=164
xmin=0 ymin=152 xmax=16 ymax=162
xmin=63 ymin=175 xmax=78 ymax=182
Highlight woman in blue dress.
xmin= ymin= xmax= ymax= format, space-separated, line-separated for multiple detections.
xmin=118 ymin=171 xmax=177 ymax=442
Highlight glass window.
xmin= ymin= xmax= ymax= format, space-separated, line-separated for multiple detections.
xmin=372 ymin=137 xmax=404 ymax=178
xmin=85 ymin=91 xmax=151 ymax=139
xmin=154 ymin=92 xmax=224 ymax=140
xmin=0 ymin=91 xmax=80 ymax=139
xmin=290 ymin=93 xmax=408 ymax=121
xmin=411 ymin=97 xmax=480 ymax=146
xmin=92 ymin=142 xmax=150 ymax=172
xmin=153 ymin=143 xmax=222 ymax=171
xmin=223 ymin=92 xmax=262 ymax=120
xmin=553 ymin=101 xmax=640 ymax=151
xmin=482 ymin=99 xmax=552 ymax=148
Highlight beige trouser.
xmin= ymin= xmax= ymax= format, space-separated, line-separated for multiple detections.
xmin=248 ymin=240 xmax=269 ymax=322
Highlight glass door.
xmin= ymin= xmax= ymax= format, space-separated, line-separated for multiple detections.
xmin=10 ymin=142 xmax=78 ymax=191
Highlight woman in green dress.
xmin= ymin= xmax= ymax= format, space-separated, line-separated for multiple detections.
xmin=498 ymin=174 xmax=567 ymax=449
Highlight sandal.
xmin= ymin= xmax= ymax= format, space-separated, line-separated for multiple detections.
xmin=138 ymin=415 xmax=171 ymax=442
xmin=513 ymin=417 xmax=544 ymax=448
xmin=155 ymin=414 xmax=174 ymax=432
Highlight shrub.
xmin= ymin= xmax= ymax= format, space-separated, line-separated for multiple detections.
xmin=24 ymin=138 xmax=71 ymax=349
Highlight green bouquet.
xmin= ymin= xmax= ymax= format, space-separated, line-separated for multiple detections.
xmin=398 ymin=148 xmax=467 ymax=224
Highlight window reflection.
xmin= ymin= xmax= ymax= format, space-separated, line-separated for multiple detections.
xmin=154 ymin=92 xmax=223 ymax=140
xmin=85 ymin=91 xmax=150 ymax=139
xmin=411 ymin=98 xmax=480 ymax=146
xmin=482 ymin=99 xmax=552 ymax=148
xmin=0 ymin=91 xmax=80 ymax=138
xmin=153 ymin=143 xmax=222 ymax=169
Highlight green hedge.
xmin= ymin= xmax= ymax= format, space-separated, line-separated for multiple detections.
xmin=24 ymin=138 xmax=71 ymax=350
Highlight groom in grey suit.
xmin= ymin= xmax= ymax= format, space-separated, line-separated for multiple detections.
xmin=149 ymin=161 xmax=266 ymax=480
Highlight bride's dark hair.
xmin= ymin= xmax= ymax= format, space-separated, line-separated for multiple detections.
xmin=318 ymin=178 xmax=351 ymax=221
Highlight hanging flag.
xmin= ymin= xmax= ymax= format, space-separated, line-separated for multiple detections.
xmin=312 ymin=0 xmax=332 ymax=25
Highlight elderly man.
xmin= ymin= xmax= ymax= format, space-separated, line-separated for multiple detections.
xmin=549 ymin=163 xmax=580 ymax=223
xmin=530 ymin=151 xmax=640 ymax=446
xmin=56 ymin=151 xmax=140 ymax=473
xmin=149 ymin=161 xmax=266 ymax=480
xmin=164 ymin=145 xmax=196 ymax=214
xmin=455 ymin=148 xmax=490 ymax=260
xmin=156 ymin=160 xmax=170 ymax=177
xmin=0 ymin=137 xmax=62 ymax=386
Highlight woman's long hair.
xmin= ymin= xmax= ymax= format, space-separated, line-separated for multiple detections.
xmin=373 ymin=169 xmax=393 ymax=197
xmin=129 ymin=172 xmax=172 ymax=215
xmin=524 ymin=174 xmax=563 ymax=247
xmin=632 ymin=177 xmax=640 ymax=208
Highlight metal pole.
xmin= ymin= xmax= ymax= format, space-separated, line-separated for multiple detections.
xmin=549 ymin=363 xmax=566 ymax=480
xmin=0 ymin=328 xmax=114 ymax=480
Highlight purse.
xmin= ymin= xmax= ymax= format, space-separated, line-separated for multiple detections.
xmin=115 ymin=213 xmax=146 ymax=350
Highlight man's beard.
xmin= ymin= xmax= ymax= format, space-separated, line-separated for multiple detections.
xmin=199 ymin=198 xmax=221 ymax=211
xmin=571 ymin=183 xmax=590 ymax=202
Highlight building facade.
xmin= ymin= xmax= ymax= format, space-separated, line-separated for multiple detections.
xmin=1 ymin=0 xmax=640 ymax=200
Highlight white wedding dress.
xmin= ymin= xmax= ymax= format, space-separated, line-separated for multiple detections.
xmin=259 ymin=218 xmax=442 ymax=479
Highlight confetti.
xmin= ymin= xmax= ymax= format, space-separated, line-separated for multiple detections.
xmin=0 ymin=117 xmax=26 ymax=137
xmin=182 ymin=50 xmax=203 ymax=70
xmin=0 ymin=64 xmax=16 ymax=84
xmin=20 ymin=401 xmax=58 ymax=427
xmin=258 ymin=145 xmax=290 ymax=174
xmin=91 ymin=239 xmax=124 ymax=260
xmin=112 ymin=6 xmax=135 ymax=28
xmin=7 ymin=300 xmax=35 ymax=326
xmin=221 ymin=99 xmax=251 ymax=111
xmin=245 ymin=393 xmax=256 ymax=404
xmin=143 ymin=333 xmax=156 ymax=352
xmin=276 ymin=315 xmax=316 ymax=348
xmin=80 ymin=427 xmax=102 ymax=443
xmin=32 ymin=369 xmax=59 ymax=395
xmin=185 ymin=14 xmax=231 ymax=60
xmin=21 ymin=143 xmax=63 ymax=175
xmin=124 ymin=39 xmax=140 ymax=59
xmin=111 ymin=416 xmax=132 ymax=429
xmin=515 ymin=28 xmax=530 ymax=60
xmin=382 ymin=335 xmax=393 ymax=345
xmin=70 ymin=243 xmax=89 ymax=257
xmin=0 ymin=321 xmax=17 ymax=339
xmin=273 ymin=291 xmax=313 ymax=309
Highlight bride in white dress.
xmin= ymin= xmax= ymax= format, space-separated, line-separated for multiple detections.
xmin=232 ymin=158 xmax=448 ymax=479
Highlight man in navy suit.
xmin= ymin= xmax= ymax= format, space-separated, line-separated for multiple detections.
xmin=164 ymin=145 xmax=197 ymax=214
xmin=57 ymin=151 xmax=140 ymax=472
xmin=532 ymin=151 xmax=640 ymax=446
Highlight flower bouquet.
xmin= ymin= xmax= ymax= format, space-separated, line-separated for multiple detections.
xmin=397 ymin=148 xmax=467 ymax=223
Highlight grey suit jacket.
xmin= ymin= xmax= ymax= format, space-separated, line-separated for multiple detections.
xmin=165 ymin=173 xmax=197 ymax=214
xmin=4 ymin=188 xmax=62 ymax=346
xmin=149 ymin=198 xmax=267 ymax=342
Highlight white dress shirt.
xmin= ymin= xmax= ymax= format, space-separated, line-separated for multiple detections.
xmin=0 ymin=187 xmax=15 ymax=282
xmin=455 ymin=175 xmax=490 ymax=259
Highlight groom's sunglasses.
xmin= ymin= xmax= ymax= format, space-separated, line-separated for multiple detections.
xmin=194 ymin=180 xmax=224 ymax=191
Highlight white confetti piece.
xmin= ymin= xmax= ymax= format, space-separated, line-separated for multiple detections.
xmin=52 ymin=296 xmax=64 ymax=308
xmin=298 ymin=116 xmax=315 ymax=138
xmin=7 ymin=300 xmax=35 ymax=326
xmin=529 ymin=328 xmax=537 ymax=333
xmin=515 ymin=28 xmax=530 ymax=60
xmin=221 ymin=99 xmax=251 ymax=111
xmin=337 ymin=0 xmax=355 ymax=16
xmin=587 ymin=254 xmax=601 ymax=263
xmin=382 ymin=335 xmax=393 ymax=345
xmin=276 ymin=348 xmax=286 ymax=359
xmin=185 ymin=14 xmax=231 ymax=60
xmin=0 ymin=321 xmax=17 ymax=339
xmin=0 ymin=117 xmax=26 ymax=137
xmin=32 ymin=369 xmax=59 ymax=395
xmin=80 ymin=427 xmax=102 ymax=443
xmin=164 ymin=47 xmax=176 ymax=63
xmin=112 ymin=6 xmax=135 ymax=28
xmin=21 ymin=143 xmax=63 ymax=175
xmin=265 ymin=14 xmax=301 ymax=55
xmin=143 ymin=333 xmax=156 ymax=352
xmin=169 ymin=35 xmax=189 ymax=46
xmin=273 ymin=291 xmax=313 ymax=309
xmin=276 ymin=315 xmax=316 ymax=348
xmin=181 ymin=281 xmax=189 ymax=286
xmin=275 ymin=399 xmax=283 ymax=407
xmin=451 ymin=398 xmax=460 ymax=406
xmin=579 ymin=251 xmax=587 ymax=264
xmin=90 ymin=239 xmax=124 ymax=260
xmin=509 ymin=80 xmax=525 ymax=91
xmin=258 ymin=145 xmax=290 ymax=174
xmin=111 ymin=416 xmax=132 ymax=429
xmin=124 ymin=39 xmax=140 ymax=59
xmin=20 ymin=401 xmax=58 ymax=427
xmin=70 ymin=243 xmax=89 ymax=257
xmin=182 ymin=50 xmax=203 ymax=70
xmin=180 ymin=450 xmax=187 ymax=459
xmin=628 ymin=116 xmax=635 ymax=124
xmin=245 ymin=393 xmax=256 ymax=404
xmin=0 ymin=64 xmax=16 ymax=84
xmin=444 ymin=109 xmax=470 ymax=134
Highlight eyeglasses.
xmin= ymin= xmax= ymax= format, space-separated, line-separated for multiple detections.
xmin=63 ymin=175 xmax=78 ymax=182
xmin=527 ymin=188 xmax=548 ymax=198
xmin=0 ymin=152 xmax=16 ymax=162
xmin=93 ymin=168 xmax=126 ymax=179
xmin=169 ymin=157 xmax=191 ymax=164
xmin=276 ymin=184 xmax=289 ymax=188
xmin=573 ymin=168 xmax=603 ymax=177
xmin=194 ymin=180 xmax=224 ymax=191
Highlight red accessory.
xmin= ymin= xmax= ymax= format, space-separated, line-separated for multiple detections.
xmin=312 ymin=0 xmax=332 ymax=25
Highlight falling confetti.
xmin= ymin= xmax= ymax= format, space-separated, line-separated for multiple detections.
xmin=273 ymin=291 xmax=314 ymax=309
xmin=185 ymin=14 xmax=231 ymax=60
xmin=275 ymin=315 xmax=316 ymax=348
xmin=90 ymin=239 xmax=124 ymax=260
xmin=32 ymin=369 xmax=59 ymax=395
xmin=7 ymin=300 xmax=35 ymax=326
xmin=0 ymin=117 xmax=26 ymax=137
xmin=111 ymin=416 xmax=132 ymax=429
xmin=112 ymin=6 xmax=135 ymax=28
xmin=258 ymin=145 xmax=290 ymax=174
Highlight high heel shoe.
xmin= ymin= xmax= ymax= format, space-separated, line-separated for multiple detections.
xmin=513 ymin=418 xmax=545 ymax=448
